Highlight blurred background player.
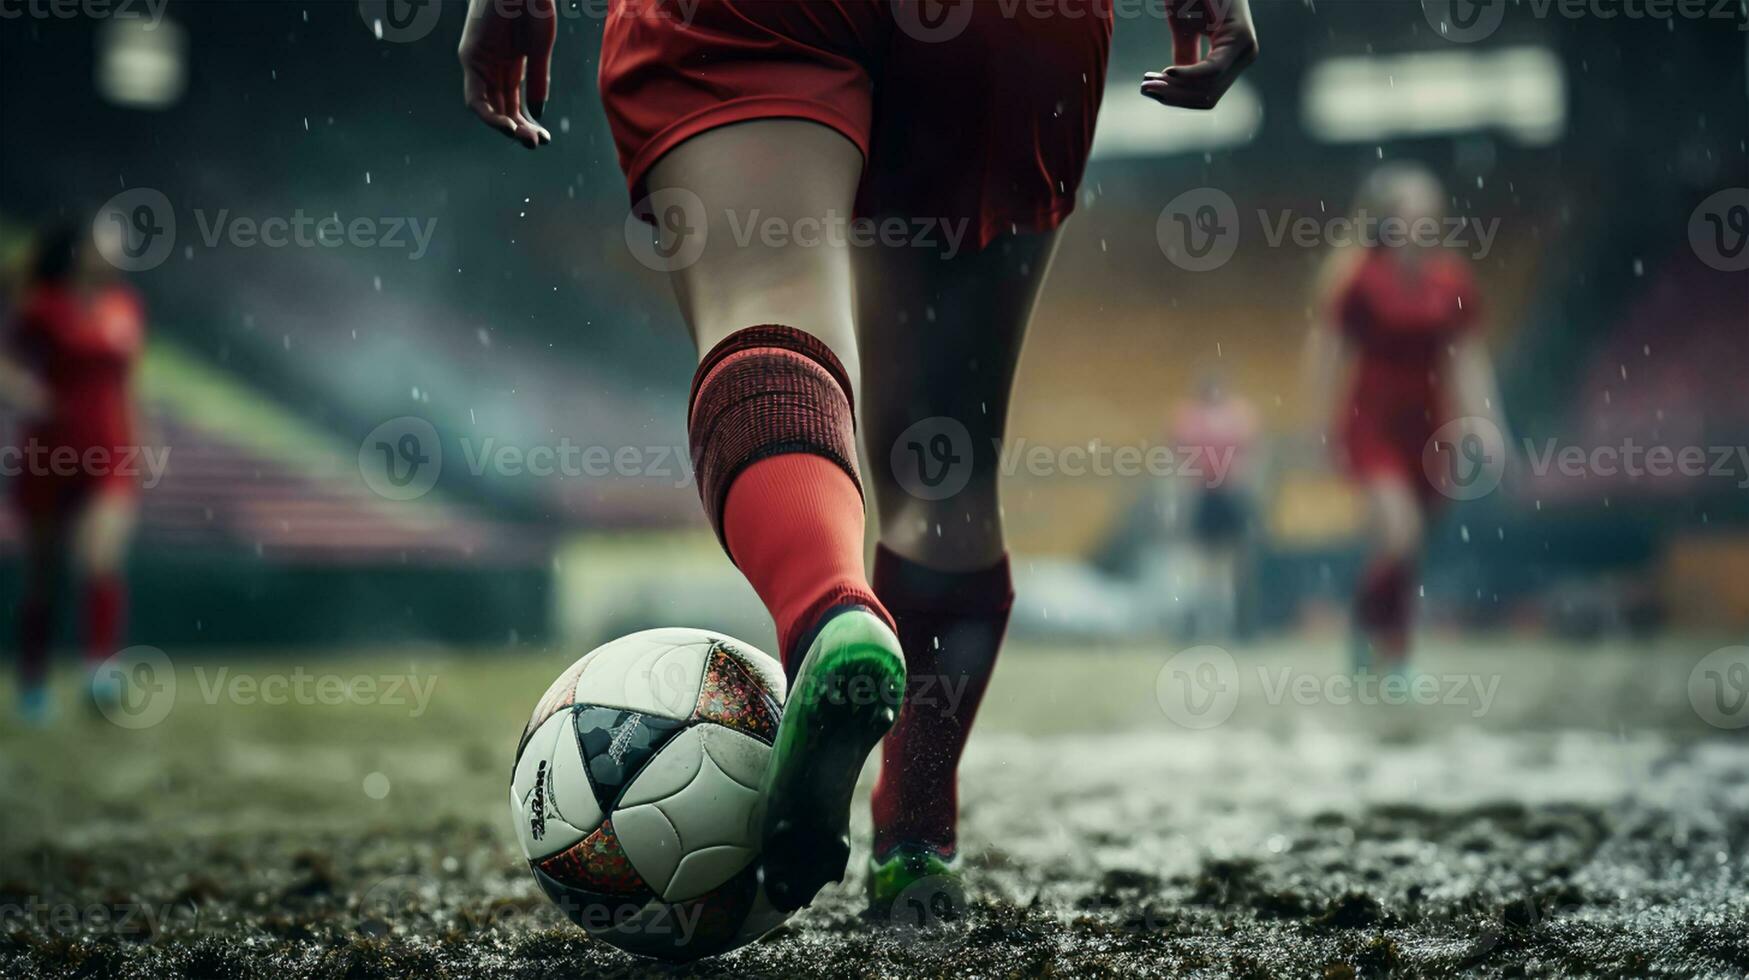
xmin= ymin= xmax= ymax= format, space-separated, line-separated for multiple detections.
xmin=458 ymin=0 xmax=1256 ymax=911
xmin=1170 ymin=369 xmax=1261 ymax=642
xmin=1 ymin=219 xmax=145 ymax=724
xmin=1303 ymin=163 xmax=1508 ymax=677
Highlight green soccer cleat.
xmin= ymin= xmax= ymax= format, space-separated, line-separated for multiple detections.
xmin=867 ymin=844 xmax=963 ymax=916
xmin=758 ymin=607 xmax=905 ymax=912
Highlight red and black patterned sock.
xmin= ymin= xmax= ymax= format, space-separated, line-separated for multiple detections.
xmin=689 ymin=325 xmax=891 ymax=675
xmin=869 ymin=545 xmax=1013 ymax=858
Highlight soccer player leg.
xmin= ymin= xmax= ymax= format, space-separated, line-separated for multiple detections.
xmin=72 ymin=488 xmax=137 ymax=709
xmin=857 ymin=230 xmax=1060 ymax=908
xmin=647 ymin=119 xmax=904 ymax=911
xmin=1354 ymin=474 xmax=1424 ymax=672
xmin=15 ymin=514 xmax=67 ymax=723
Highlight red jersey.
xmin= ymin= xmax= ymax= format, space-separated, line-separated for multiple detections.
xmin=1331 ymin=249 xmax=1478 ymax=489
xmin=1336 ymin=248 xmax=1478 ymax=409
xmin=8 ymin=283 xmax=144 ymax=492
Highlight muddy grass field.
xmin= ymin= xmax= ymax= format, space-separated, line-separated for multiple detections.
xmin=2 ymin=638 xmax=1747 ymax=978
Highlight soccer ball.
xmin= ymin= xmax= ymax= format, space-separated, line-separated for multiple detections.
xmin=510 ymin=628 xmax=792 ymax=960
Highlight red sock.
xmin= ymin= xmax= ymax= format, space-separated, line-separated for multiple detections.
xmin=84 ymin=574 xmax=127 ymax=665
xmin=1355 ymin=558 xmax=1413 ymax=662
xmin=17 ymin=592 xmax=54 ymax=687
xmin=689 ymin=325 xmax=891 ymax=674
xmin=869 ymin=546 xmax=1013 ymax=858
xmin=722 ymin=456 xmax=885 ymax=673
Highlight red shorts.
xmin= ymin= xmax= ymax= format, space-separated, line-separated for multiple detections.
xmin=599 ymin=0 xmax=1113 ymax=250
xmin=1341 ymin=399 xmax=1450 ymax=506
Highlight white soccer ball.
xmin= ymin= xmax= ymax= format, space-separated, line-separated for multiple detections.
xmin=510 ymin=628 xmax=792 ymax=960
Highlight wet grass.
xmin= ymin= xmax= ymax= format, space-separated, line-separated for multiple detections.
xmin=2 ymin=640 xmax=1745 ymax=978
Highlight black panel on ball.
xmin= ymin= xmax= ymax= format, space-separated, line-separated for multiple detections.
xmin=572 ymin=705 xmax=689 ymax=811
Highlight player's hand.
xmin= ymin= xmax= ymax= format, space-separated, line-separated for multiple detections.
xmin=1142 ymin=0 xmax=1258 ymax=111
xmin=458 ymin=0 xmax=556 ymax=148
